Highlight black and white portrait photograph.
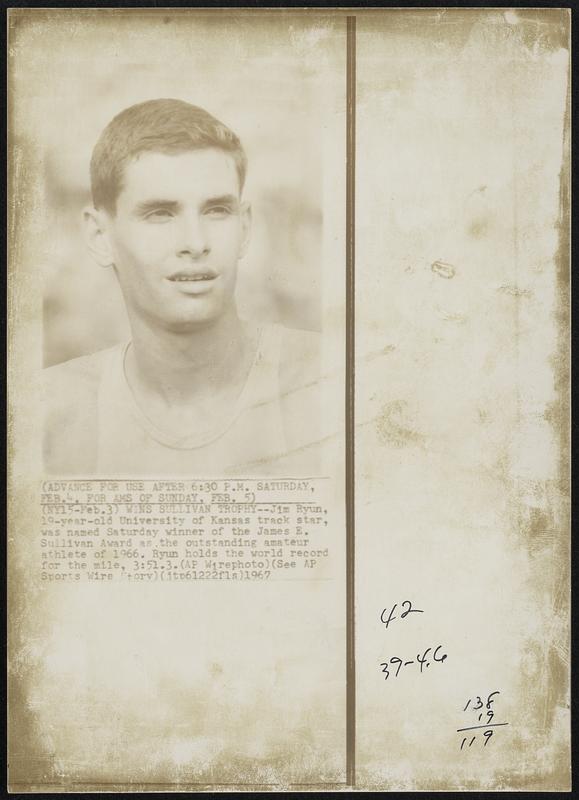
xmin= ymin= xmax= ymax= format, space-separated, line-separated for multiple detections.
xmin=38 ymin=11 xmax=345 ymax=476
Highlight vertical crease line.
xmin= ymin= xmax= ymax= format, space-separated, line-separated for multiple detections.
xmin=345 ymin=13 xmax=356 ymax=789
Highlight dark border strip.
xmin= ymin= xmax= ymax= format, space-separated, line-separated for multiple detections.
xmin=346 ymin=13 xmax=356 ymax=789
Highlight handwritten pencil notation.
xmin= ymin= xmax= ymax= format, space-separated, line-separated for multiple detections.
xmin=458 ymin=691 xmax=509 ymax=750
xmin=379 ymin=600 xmax=424 ymax=630
xmin=379 ymin=645 xmax=448 ymax=680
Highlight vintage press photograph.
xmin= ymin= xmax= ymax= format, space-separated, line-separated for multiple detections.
xmin=9 ymin=9 xmax=348 ymax=788
xmin=40 ymin=16 xmax=332 ymax=476
xmin=7 ymin=6 xmax=570 ymax=792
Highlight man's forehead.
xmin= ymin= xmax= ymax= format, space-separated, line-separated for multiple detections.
xmin=119 ymin=148 xmax=240 ymax=199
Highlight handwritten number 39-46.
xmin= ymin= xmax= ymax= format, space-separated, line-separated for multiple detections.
xmin=380 ymin=645 xmax=448 ymax=679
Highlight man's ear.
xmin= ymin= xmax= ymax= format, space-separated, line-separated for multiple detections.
xmin=83 ymin=206 xmax=115 ymax=268
xmin=239 ymin=202 xmax=252 ymax=258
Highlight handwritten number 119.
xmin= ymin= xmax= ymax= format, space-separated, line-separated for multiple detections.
xmin=461 ymin=731 xmax=493 ymax=749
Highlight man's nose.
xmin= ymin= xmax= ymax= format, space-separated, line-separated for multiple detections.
xmin=176 ymin=212 xmax=209 ymax=258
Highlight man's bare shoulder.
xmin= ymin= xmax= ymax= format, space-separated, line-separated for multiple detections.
xmin=278 ymin=326 xmax=321 ymax=394
xmin=43 ymin=347 xmax=120 ymax=474
xmin=275 ymin=326 xmax=324 ymax=464
xmin=45 ymin=347 xmax=114 ymax=384
xmin=44 ymin=346 xmax=119 ymax=415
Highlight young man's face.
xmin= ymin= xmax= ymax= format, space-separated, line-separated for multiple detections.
xmin=101 ymin=148 xmax=250 ymax=332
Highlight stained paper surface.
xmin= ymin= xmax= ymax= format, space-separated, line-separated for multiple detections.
xmin=355 ymin=9 xmax=570 ymax=790
xmin=8 ymin=7 xmax=570 ymax=792
xmin=9 ymin=9 xmax=347 ymax=790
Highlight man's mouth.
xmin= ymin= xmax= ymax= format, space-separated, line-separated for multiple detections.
xmin=167 ymin=271 xmax=217 ymax=282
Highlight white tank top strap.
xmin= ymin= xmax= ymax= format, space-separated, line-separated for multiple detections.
xmin=95 ymin=329 xmax=289 ymax=473
xmin=243 ymin=323 xmax=284 ymax=408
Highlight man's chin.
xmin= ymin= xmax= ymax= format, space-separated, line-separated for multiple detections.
xmin=133 ymin=292 xmax=237 ymax=334
xmin=160 ymin=305 xmax=232 ymax=334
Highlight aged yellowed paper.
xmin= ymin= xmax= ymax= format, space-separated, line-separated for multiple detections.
xmin=355 ymin=8 xmax=570 ymax=790
xmin=7 ymin=6 xmax=570 ymax=792
xmin=9 ymin=8 xmax=347 ymax=789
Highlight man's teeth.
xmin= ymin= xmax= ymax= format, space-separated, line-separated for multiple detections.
xmin=173 ymin=275 xmax=213 ymax=281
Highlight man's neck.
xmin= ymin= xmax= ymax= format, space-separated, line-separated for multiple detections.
xmin=125 ymin=309 xmax=257 ymax=409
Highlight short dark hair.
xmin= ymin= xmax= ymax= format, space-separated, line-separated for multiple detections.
xmin=90 ymin=98 xmax=247 ymax=213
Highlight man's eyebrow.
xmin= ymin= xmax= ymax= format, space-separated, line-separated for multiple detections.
xmin=133 ymin=199 xmax=180 ymax=214
xmin=201 ymin=194 xmax=239 ymax=208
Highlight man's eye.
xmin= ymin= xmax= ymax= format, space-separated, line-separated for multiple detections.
xmin=205 ymin=206 xmax=232 ymax=218
xmin=145 ymin=209 xmax=174 ymax=221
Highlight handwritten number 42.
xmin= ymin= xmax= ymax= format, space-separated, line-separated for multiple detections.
xmin=380 ymin=600 xmax=424 ymax=629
